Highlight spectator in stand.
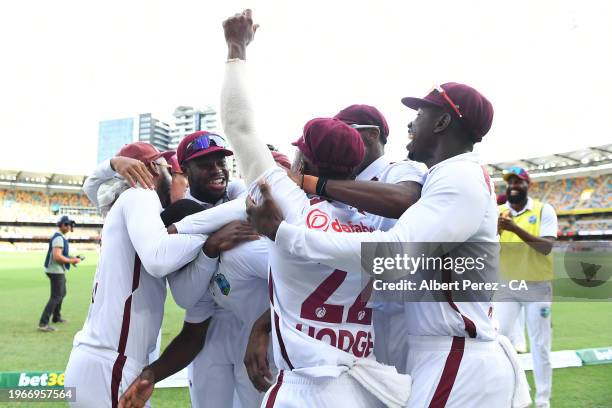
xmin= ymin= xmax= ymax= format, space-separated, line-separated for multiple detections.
xmin=38 ymin=215 xmax=81 ymax=332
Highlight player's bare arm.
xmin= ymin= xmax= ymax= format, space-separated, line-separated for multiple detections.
xmin=244 ymin=309 xmax=273 ymax=392
xmin=498 ymin=215 xmax=556 ymax=255
xmin=300 ymin=176 xmax=422 ymax=219
xmin=119 ymin=320 xmax=210 ymax=408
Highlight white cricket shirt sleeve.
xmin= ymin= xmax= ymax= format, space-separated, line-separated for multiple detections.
xmin=382 ymin=160 xmax=426 ymax=185
xmin=539 ymin=203 xmax=558 ymax=238
xmin=221 ymin=59 xmax=276 ymax=185
xmin=227 ymin=180 xmax=247 ymax=199
xmin=275 ymin=162 xmax=490 ymax=272
xmin=174 ymin=198 xmax=247 ymax=234
xmin=82 ymin=159 xmax=117 ymax=208
xmin=119 ymin=188 xmax=207 ymax=278
xmin=184 ymin=292 xmax=216 ymax=324
xmin=249 ymin=167 xmax=311 ymax=224
xmin=167 ymin=251 xmax=219 ymax=309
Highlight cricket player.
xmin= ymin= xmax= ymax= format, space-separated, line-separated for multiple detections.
xmin=325 ymin=104 xmax=425 ymax=373
xmin=86 ymin=133 xmax=261 ymax=408
xmin=495 ymin=166 xmax=558 ymax=408
xmin=245 ymin=69 xmax=531 ymax=408
xmin=64 ymin=142 xmax=219 ymax=408
xmin=119 ymin=153 xmax=296 ymax=408
xmin=220 ymin=10 xmax=411 ymax=407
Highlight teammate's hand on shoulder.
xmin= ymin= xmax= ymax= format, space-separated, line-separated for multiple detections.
xmin=244 ymin=313 xmax=273 ymax=392
xmin=118 ymin=368 xmax=155 ymax=408
xmin=246 ymin=181 xmax=284 ymax=240
xmin=223 ymin=9 xmax=259 ymax=56
xmin=111 ymin=156 xmax=155 ymax=189
xmin=203 ymin=220 xmax=260 ymax=258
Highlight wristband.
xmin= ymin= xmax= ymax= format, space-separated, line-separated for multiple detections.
xmin=316 ymin=177 xmax=329 ymax=197
xmin=302 ymin=175 xmax=318 ymax=195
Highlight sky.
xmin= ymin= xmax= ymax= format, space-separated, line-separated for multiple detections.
xmin=1 ymin=0 xmax=611 ymax=175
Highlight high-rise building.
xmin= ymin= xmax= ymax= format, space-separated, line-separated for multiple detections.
xmin=97 ymin=118 xmax=135 ymax=163
xmin=169 ymin=106 xmax=218 ymax=149
xmin=138 ymin=113 xmax=171 ymax=152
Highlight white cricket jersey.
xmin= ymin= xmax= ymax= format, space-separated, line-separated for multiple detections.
xmin=174 ymin=199 xmax=269 ymax=327
xmin=73 ymin=188 xmax=209 ymax=367
xmin=248 ymin=168 xmax=378 ymax=373
xmin=355 ymin=155 xmax=425 ymax=232
xmin=275 ymin=152 xmax=500 ymax=341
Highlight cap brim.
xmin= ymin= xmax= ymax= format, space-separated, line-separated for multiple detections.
xmin=183 ymin=146 xmax=234 ymax=163
xmin=502 ymin=173 xmax=529 ymax=183
xmin=401 ymin=97 xmax=443 ymax=111
xmin=158 ymin=150 xmax=176 ymax=161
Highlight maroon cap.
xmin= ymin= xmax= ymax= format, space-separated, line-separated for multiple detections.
xmin=292 ymin=118 xmax=365 ymax=173
xmin=168 ymin=154 xmax=183 ymax=174
xmin=502 ymin=166 xmax=530 ymax=183
xmin=271 ymin=151 xmax=291 ymax=170
xmin=176 ymin=131 xmax=233 ymax=165
xmin=334 ymin=104 xmax=390 ymax=139
xmin=116 ymin=142 xmax=174 ymax=165
xmin=401 ymin=82 xmax=494 ymax=142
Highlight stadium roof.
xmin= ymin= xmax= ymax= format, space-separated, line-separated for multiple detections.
xmin=487 ymin=143 xmax=612 ymax=181
xmin=0 ymin=169 xmax=86 ymax=192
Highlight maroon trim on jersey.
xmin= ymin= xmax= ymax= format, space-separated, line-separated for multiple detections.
xmin=442 ymin=268 xmax=477 ymax=338
xmin=110 ymin=255 xmax=141 ymax=407
xmin=265 ymin=370 xmax=284 ymax=407
xmin=309 ymin=196 xmax=325 ymax=206
xmin=481 ymin=166 xmax=492 ymax=195
xmin=269 ymin=269 xmax=294 ymax=370
xmin=268 ymin=268 xmax=274 ymax=305
xmin=428 ymin=336 xmax=465 ymax=408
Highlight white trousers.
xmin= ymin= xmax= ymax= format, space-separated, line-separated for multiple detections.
xmin=405 ymin=335 xmax=515 ymax=408
xmin=188 ymin=310 xmax=265 ymax=408
xmin=495 ymin=302 xmax=552 ymax=405
xmin=260 ymin=370 xmax=382 ymax=408
xmin=495 ymin=284 xmax=552 ymax=406
xmin=64 ymin=344 xmax=149 ymax=408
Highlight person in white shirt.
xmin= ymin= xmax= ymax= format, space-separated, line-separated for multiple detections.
xmin=64 ymin=142 xmax=218 ymax=408
xmin=246 ymin=73 xmax=531 ymax=408
xmin=118 ymin=148 xmax=292 ymax=408
xmin=221 ymin=10 xmax=411 ymax=408
xmin=329 ymin=104 xmax=425 ymax=372
xmin=89 ymin=134 xmax=262 ymax=408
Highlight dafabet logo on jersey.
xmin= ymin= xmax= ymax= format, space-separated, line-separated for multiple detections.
xmin=305 ymin=209 xmax=374 ymax=233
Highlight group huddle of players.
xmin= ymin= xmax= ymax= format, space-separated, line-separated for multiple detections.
xmin=62 ymin=9 xmax=533 ymax=408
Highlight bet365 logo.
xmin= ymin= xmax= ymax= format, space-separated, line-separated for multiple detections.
xmin=18 ymin=372 xmax=64 ymax=387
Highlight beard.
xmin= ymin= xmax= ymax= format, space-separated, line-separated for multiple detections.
xmin=506 ymin=188 xmax=527 ymax=204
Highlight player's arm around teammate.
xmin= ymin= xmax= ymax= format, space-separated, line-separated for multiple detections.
xmin=294 ymin=172 xmax=421 ymax=219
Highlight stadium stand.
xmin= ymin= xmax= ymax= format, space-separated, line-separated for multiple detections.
xmin=490 ymin=143 xmax=612 ymax=238
xmin=0 ymin=169 xmax=102 ymax=252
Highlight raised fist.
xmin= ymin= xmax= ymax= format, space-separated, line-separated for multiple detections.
xmin=223 ymin=9 xmax=259 ymax=52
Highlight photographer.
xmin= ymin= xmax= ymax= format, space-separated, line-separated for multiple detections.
xmin=38 ymin=215 xmax=81 ymax=332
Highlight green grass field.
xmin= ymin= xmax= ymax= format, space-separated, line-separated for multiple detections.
xmin=0 ymin=251 xmax=611 ymax=407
